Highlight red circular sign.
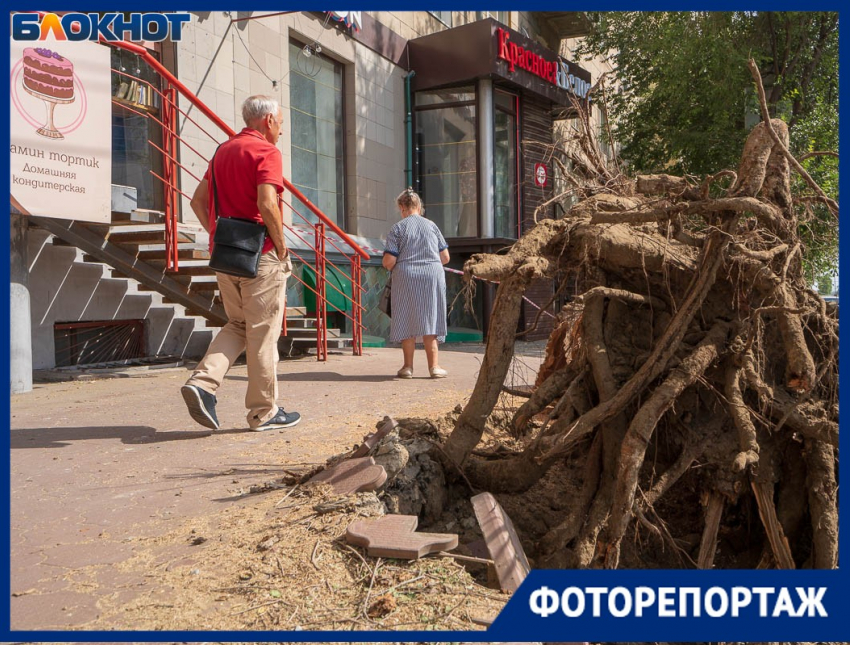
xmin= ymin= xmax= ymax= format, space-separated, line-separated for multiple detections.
xmin=534 ymin=162 xmax=548 ymax=187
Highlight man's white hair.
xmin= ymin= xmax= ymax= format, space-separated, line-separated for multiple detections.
xmin=242 ymin=95 xmax=280 ymax=125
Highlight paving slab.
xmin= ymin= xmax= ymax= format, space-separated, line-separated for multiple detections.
xmin=471 ymin=491 xmax=531 ymax=592
xmin=346 ymin=514 xmax=458 ymax=559
xmin=306 ymin=456 xmax=388 ymax=494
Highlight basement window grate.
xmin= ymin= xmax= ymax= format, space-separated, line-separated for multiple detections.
xmin=54 ymin=319 xmax=146 ymax=368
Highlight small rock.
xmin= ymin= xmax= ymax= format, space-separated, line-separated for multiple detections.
xmin=367 ymin=593 xmax=397 ymax=618
xmin=257 ymin=535 xmax=279 ymax=551
xmin=189 ymin=536 xmax=207 ymax=546
xmin=373 ymin=439 xmax=409 ymax=480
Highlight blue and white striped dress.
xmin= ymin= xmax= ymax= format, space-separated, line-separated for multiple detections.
xmin=384 ymin=214 xmax=448 ymax=343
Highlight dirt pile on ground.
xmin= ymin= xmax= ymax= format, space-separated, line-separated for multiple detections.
xmin=80 ymin=408 xmax=506 ymax=631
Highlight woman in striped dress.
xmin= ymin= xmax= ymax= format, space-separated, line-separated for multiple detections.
xmin=382 ymin=188 xmax=450 ymax=378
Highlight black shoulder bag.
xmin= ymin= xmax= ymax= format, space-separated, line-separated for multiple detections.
xmin=208 ymin=149 xmax=268 ymax=278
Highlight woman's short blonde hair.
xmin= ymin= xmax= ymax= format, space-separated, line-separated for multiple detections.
xmin=396 ymin=187 xmax=423 ymax=214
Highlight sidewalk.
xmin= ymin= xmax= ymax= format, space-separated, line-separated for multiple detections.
xmin=10 ymin=344 xmax=539 ymax=630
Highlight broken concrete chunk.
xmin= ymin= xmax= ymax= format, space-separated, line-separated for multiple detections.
xmin=346 ymin=514 xmax=458 ymax=559
xmin=352 ymin=415 xmax=399 ymax=458
xmin=306 ymin=456 xmax=387 ymax=495
xmin=471 ymin=492 xmax=531 ymax=592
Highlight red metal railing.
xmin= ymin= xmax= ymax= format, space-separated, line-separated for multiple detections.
xmin=103 ymin=39 xmax=367 ymax=359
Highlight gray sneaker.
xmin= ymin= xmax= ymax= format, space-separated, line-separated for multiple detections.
xmin=255 ymin=408 xmax=301 ymax=431
xmin=181 ymin=384 xmax=220 ymax=430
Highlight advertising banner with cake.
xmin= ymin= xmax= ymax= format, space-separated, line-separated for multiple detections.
xmin=10 ymin=39 xmax=111 ymax=223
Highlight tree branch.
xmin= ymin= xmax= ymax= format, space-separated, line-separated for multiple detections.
xmin=748 ymin=58 xmax=838 ymax=216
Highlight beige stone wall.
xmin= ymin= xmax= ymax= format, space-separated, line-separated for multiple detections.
xmin=174 ymin=11 xmax=407 ymax=238
xmin=374 ymin=11 xmax=515 ymax=40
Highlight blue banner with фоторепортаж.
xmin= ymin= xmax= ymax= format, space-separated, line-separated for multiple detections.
xmin=486 ymin=568 xmax=846 ymax=641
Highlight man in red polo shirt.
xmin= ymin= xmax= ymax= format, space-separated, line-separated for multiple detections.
xmin=180 ymin=96 xmax=301 ymax=431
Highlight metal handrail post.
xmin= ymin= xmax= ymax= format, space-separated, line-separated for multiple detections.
xmin=161 ymin=82 xmax=174 ymax=270
xmin=315 ymin=223 xmax=328 ymax=361
xmin=167 ymin=85 xmax=179 ymax=271
xmin=351 ymin=255 xmax=362 ymax=356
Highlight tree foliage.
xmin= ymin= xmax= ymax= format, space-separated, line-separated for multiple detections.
xmin=575 ymin=12 xmax=838 ymax=277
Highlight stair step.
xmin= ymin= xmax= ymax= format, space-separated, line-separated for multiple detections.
xmin=184 ymin=308 xmax=225 ymax=323
xmin=138 ymin=277 xmax=219 ymax=293
xmin=135 ymin=276 xmax=192 ymax=289
xmin=290 ymin=337 xmax=352 ymax=349
xmin=146 ymin=259 xmax=213 ymax=272
xmin=170 ymin=294 xmax=221 ymax=306
xmin=107 ymin=229 xmax=196 ymax=246
xmin=113 ymin=209 xmax=166 ymax=224
xmin=188 ymin=281 xmax=220 ymax=292
xmin=287 ymin=306 xmax=307 ymax=316
xmin=285 ymin=317 xmax=318 ymax=328
xmin=136 ymin=248 xmax=210 ymax=262
xmin=285 ymin=327 xmax=342 ymax=339
xmin=175 ymin=265 xmax=218 ymax=277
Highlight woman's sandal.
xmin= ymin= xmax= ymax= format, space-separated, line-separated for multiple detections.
xmin=429 ymin=366 xmax=448 ymax=379
xmin=397 ymin=366 xmax=414 ymax=379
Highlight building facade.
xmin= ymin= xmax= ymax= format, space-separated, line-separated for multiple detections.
xmin=12 ymin=11 xmax=614 ymax=380
xmin=174 ymin=11 xmax=603 ymax=338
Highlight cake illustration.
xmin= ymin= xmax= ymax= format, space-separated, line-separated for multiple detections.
xmin=22 ymin=47 xmax=74 ymax=100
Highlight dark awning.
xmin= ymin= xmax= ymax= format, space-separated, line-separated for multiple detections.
xmin=408 ymin=18 xmax=591 ymax=110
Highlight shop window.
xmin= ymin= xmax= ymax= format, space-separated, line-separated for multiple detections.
xmin=428 ymin=11 xmax=452 ymax=27
xmin=289 ymin=40 xmax=345 ymax=230
xmin=415 ymin=87 xmax=477 ymax=238
xmin=495 ymin=90 xmax=518 ymax=239
xmin=111 ymin=47 xmax=164 ymax=211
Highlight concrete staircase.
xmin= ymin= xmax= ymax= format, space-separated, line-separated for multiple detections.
xmin=36 ymin=209 xmax=351 ymax=359
xmin=27 ymin=226 xmax=214 ymax=368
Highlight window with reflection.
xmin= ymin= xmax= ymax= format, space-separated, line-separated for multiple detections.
xmin=415 ymin=87 xmax=477 ymax=238
xmin=110 ymin=47 xmax=164 ymax=211
xmin=494 ymin=89 xmax=518 ymax=238
xmin=289 ymin=40 xmax=345 ymax=229
xmin=428 ymin=11 xmax=452 ymax=27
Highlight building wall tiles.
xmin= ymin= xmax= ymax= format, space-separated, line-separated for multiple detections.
xmin=167 ymin=11 xmax=609 ymax=342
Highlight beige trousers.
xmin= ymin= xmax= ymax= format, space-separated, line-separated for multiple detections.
xmin=187 ymin=249 xmax=292 ymax=428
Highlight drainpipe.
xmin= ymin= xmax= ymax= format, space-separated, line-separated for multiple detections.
xmin=404 ymin=70 xmax=416 ymax=188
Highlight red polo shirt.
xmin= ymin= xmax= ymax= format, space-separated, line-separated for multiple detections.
xmin=204 ymin=128 xmax=283 ymax=254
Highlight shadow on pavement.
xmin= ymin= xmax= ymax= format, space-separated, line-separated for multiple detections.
xmin=226 ymin=371 xmax=396 ymax=383
xmin=10 ymin=425 xmax=217 ymax=449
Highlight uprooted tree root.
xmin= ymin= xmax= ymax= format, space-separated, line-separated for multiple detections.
xmin=440 ymin=61 xmax=838 ymax=570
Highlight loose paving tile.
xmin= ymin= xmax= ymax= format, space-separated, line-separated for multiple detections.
xmin=471 ymin=491 xmax=531 ymax=592
xmin=307 ymin=456 xmax=387 ymax=494
xmin=346 ymin=514 xmax=458 ymax=559
xmin=351 ymin=415 xmax=399 ymax=458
